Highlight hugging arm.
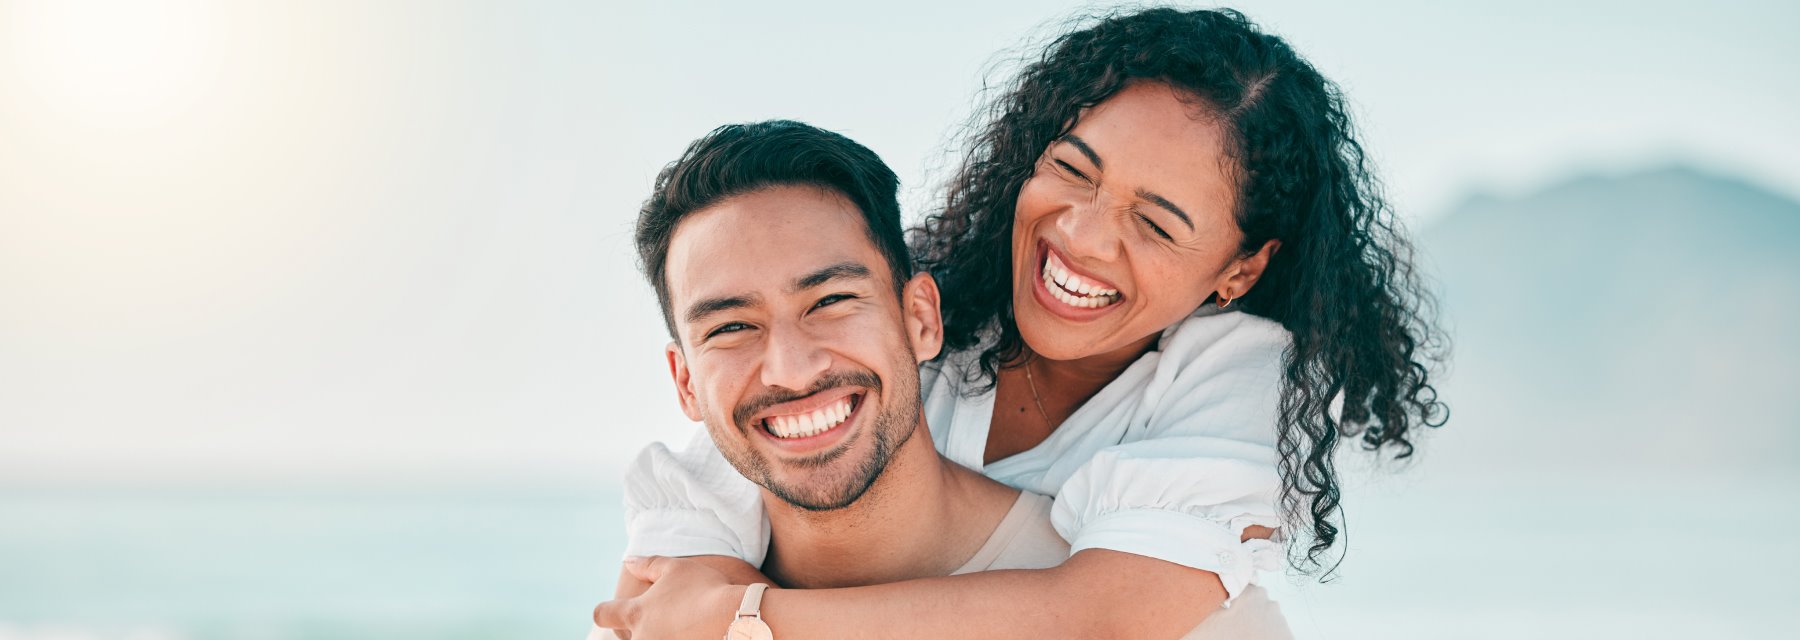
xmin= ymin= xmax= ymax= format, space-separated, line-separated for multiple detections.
xmin=602 ymin=555 xmax=771 ymax=640
xmin=600 ymin=547 xmax=1255 ymax=640
xmin=605 ymin=438 xmax=1280 ymax=639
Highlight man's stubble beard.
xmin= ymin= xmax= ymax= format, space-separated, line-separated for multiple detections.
xmin=710 ymin=364 xmax=921 ymax=512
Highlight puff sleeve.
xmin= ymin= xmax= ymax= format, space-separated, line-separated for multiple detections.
xmin=620 ymin=430 xmax=769 ymax=565
xmin=1048 ymin=313 xmax=1289 ymax=602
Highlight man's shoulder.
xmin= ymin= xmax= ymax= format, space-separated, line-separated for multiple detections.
xmin=953 ymin=491 xmax=1070 ymax=575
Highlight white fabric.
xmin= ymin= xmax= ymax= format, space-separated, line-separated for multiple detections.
xmin=950 ymin=491 xmax=1067 ymax=575
xmin=954 ymin=491 xmax=1292 ymax=639
xmin=623 ymin=307 xmax=1290 ymax=601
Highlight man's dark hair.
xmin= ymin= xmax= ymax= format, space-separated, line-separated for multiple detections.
xmin=636 ymin=119 xmax=910 ymax=340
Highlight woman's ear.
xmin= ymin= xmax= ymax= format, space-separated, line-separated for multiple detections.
xmin=1221 ymin=239 xmax=1281 ymax=299
xmin=665 ymin=342 xmax=703 ymax=422
xmin=900 ymin=273 xmax=944 ymax=363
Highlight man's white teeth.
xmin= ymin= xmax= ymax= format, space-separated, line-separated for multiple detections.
xmin=766 ymin=396 xmax=854 ymax=439
xmin=1043 ymin=252 xmax=1119 ymax=309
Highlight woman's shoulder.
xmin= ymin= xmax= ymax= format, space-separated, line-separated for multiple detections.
xmin=1138 ymin=309 xmax=1288 ymax=442
xmin=1157 ymin=308 xmax=1291 ymax=368
xmin=623 ymin=430 xmax=761 ymax=509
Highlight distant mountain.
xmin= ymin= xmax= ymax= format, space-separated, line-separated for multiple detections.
xmin=1418 ymin=166 xmax=1800 ymax=472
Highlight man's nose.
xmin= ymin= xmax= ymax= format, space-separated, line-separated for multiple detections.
xmin=759 ymin=323 xmax=830 ymax=393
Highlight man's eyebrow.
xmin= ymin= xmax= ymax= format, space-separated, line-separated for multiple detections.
xmin=1059 ymin=134 xmax=1104 ymax=170
xmin=791 ymin=262 xmax=873 ymax=292
xmin=1135 ymin=189 xmax=1195 ymax=231
xmin=684 ymin=294 xmax=760 ymax=325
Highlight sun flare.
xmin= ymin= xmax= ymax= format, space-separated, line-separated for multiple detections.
xmin=4 ymin=0 xmax=218 ymax=127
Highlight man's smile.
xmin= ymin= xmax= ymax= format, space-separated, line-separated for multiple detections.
xmin=763 ymin=392 xmax=859 ymax=439
xmin=745 ymin=385 xmax=868 ymax=453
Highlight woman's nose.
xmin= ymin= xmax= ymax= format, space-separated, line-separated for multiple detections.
xmin=1054 ymin=193 xmax=1123 ymax=262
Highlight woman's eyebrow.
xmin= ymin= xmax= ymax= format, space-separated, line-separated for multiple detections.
xmin=1058 ymin=134 xmax=1104 ymax=170
xmin=1135 ymin=189 xmax=1194 ymax=231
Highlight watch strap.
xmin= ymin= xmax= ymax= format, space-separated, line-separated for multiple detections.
xmin=737 ymin=583 xmax=769 ymax=617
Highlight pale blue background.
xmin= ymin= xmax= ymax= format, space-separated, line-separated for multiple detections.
xmin=2 ymin=1 xmax=1797 ymax=638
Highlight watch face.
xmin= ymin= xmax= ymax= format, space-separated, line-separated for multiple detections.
xmin=726 ymin=617 xmax=773 ymax=640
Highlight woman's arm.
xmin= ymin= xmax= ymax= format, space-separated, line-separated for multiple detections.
xmin=596 ymin=542 xmax=1272 ymax=640
xmin=617 ymin=555 xmax=769 ymax=594
xmin=603 ymin=556 xmax=771 ymax=640
xmin=603 ymin=439 xmax=773 ymax=639
xmin=764 ymin=549 xmax=1239 ymax=639
xmin=622 ymin=438 xmax=771 ymax=564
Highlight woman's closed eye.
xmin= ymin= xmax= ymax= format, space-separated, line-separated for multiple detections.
xmin=1052 ymin=158 xmax=1093 ymax=184
xmin=1135 ymin=211 xmax=1174 ymax=241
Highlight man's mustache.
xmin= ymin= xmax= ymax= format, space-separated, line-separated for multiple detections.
xmin=732 ymin=370 xmax=882 ymax=430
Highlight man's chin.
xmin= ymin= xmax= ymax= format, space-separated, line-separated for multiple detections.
xmin=767 ymin=482 xmax=875 ymax=512
xmin=760 ymin=459 xmax=881 ymax=512
xmin=743 ymin=390 xmax=913 ymax=512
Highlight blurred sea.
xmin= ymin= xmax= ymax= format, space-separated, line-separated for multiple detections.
xmin=0 ymin=487 xmax=623 ymax=640
xmin=5 ymin=470 xmax=1798 ymax=640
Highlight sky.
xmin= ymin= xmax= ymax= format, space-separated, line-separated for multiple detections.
xmin=1 ymin=0 xmax=1797 ymax=488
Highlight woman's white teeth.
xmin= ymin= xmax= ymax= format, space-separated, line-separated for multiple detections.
xmin=1043 ymin=252 xmax=1119 ymax=308
xmin=766 ymin=396 xmax=854 ymax=439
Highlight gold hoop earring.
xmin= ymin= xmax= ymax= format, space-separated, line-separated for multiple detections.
xmin=1217 ymin=292 xmax=1233 ymax=309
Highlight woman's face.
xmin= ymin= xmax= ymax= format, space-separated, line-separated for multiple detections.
xmin=1010 ymin=81 xmax=1273 ymax=362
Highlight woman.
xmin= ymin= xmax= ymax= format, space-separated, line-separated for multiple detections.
xmin=599 ymin=7 xmax=1445 ymax=638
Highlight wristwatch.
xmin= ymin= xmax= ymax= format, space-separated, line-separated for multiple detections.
xmin=724 ymin=583 xmax=773 ymax=640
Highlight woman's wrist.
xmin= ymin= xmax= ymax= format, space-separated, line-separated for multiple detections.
xmin=716 ymin=583 xmax=750 ymax=627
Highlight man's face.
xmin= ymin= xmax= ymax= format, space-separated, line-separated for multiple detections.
xmin=662 ymin=185 xmax=942 ymax=511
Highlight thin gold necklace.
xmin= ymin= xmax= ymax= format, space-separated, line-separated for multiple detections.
xmin=1022 ymin=358 xmax=1054 ymax=427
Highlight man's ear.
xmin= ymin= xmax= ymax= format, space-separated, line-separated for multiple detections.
xmin=666 ymin=341 xmax=703 ymax=422
xmin=900 ymin=272 xmax=944 ymax=363
xmin=1220 ymin=239 xmax=1281 ymax=299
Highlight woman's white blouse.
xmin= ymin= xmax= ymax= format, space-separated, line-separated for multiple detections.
xmin=623 ymin=307 xmax=1289 ymax=601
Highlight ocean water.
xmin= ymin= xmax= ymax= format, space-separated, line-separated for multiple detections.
xmin=1261 ymin=470 xmax=1800 ymax=639
xmin=0 ymin=488 xmax=623 ymax=640
xmin=4 ymin=472 xmax=1797 ymax=639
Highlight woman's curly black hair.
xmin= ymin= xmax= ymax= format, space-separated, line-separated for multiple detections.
xmin=909 ymin=7 xmax=1449 ymax=575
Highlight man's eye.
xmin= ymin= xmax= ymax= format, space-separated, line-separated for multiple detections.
xmin=1136 ymin=213 xmax=1173 ymax=241
xmin=706 ymin=322 xmax=750 ymax=338
xmin=812 ymin=294 xmax=855 ymax=310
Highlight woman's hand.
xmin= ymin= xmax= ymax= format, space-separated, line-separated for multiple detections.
xmin=594 ymin=556 xmax=760 ymax=640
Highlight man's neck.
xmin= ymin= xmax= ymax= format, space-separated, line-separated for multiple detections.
xmin=759 ymin=418 xmax=1019 ymax=589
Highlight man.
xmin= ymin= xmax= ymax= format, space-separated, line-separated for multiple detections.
xmin=595 ymin=120 xmax=1285 ymax=638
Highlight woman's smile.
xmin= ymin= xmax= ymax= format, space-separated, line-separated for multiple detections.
xmin=1033 ymin=240 xmax=1125 ymax=318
